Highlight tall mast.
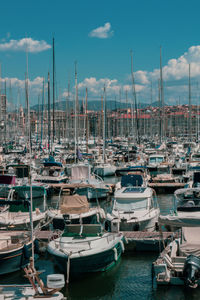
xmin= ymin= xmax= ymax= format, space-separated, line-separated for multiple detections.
xmin=130 ymin=50 xmax=140 ymax=144
xmin=85 ymin=88 xmax=89 ymax=154
xmin=52 ymin=37 xmax=55 ymax=143
xmin=40 ymin=78 xmax=45 ymax=149
xmin=103 ymin=85 xmax=106 ymax=164
xmin=4 ymin=80 xmax=6 ymax=143
xmin=160 ymin=46 xmax=164 ymax=141
xmin=25 ymin=40 xmax=34 ymax=268
xmin=37 ymin=95 xmax=40 ymax=145
xmin=0 ymin=63 xmax=1 ymax=139
xmin=150 ymin=81 xmax=153 ymax=137
xmin=74 ymin=61 xmax=78 ymax=162
xmin=158 ymin=79 xmax=162 ymax=143
xmin=48 ymin=72 xmax=51 ymax=154
xmin=66 ymin=79 xmax=70 ymax=141
xmin=188 ymin=64 xmax=192 ymax=141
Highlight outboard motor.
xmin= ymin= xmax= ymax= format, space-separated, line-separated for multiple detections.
xmin=183 ymin=255 xmax=200 ymax=288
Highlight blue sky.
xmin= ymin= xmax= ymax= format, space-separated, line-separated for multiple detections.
xmin=1 ymin=0 xmax=200 ymax=107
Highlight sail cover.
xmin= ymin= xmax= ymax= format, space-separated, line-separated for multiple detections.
xmin=60 ymin=194 xmax=89 ymax=214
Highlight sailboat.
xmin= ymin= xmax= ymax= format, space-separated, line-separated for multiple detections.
xmin=93 ymin=86 xmax=116 ymax=177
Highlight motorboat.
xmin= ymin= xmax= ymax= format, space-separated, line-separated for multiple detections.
xmin=93 ymin=162 xmax=116 ymax=177
xmin=153 ymin=187 xmax=200 ymax=288
xmin=0 ymin=258 xmax=66 ymax=299
xmin=47 ymin=224 xmax=125 ymax=282
xmin=0 ymin=190 xmax=46 ymax=230
xmin=107 ymin=173 xmax=159 ymax=232
xmin=47 ymin=193 xmax=105 ymax=230
xmin=0 ymin=231 xmax=33 ymax=276
xmin=67 ymin=163 xmax=110 ymax=200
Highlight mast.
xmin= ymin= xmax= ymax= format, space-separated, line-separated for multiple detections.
xmin=37 ymin=95 xmax=40 ymax=145
xmin=160 ymin=46 xmax=164 ymax=142
xmin=74 ymin=61 xmax=78 ymax=162
xmin=150 ymin=81 xmax=153 ymax=137
xmin=0 ymin=63 xmax=1 ymax=142
xmin=103 ymin=86 xmax=106 ymax=164
xmin=130 ymin=50 xmax=140 ymax=144
xmin=66 ymin=79 xmax=70 ymax=141
xmin=25 ymin=40 xmax=34 ymax=267
xmin=48 ymin=72 xmax=51 ymax=154
xmin=52 ymin=37 xmax=55 ymax=143
xmin=40 ymin=78 xmax=45 ymax=149
xmin=188 ymin=64 xmax=192 ymax=141
xmin=126 ymin=90 xmax=130 ymax=162
xmin=4 ymin=80 xmax=6 ymax=143
xmin=85 ymin=88 xmax=89 ymax=154
xmin=158 ymin=79 xmax=162 ymax=143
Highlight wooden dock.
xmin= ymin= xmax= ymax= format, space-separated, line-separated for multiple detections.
xmin=122 ymin=231 xmax=178 ymax=252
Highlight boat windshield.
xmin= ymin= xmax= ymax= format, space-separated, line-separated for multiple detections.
xmin=149 ymin=157 xmax=164 ymax=163
xmin=115 ymin=198 xmax=148 ymax=212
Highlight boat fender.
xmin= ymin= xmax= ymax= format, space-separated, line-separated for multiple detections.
xmin=119 ymin=240 xmax=125 ymax=253
xmin=113 ymin=247 xmax=118 ymax=261
xmin=34 ymin=239 xmax=40 ymax=254
xmin=22 ymin=244 xmax=29 ymax=260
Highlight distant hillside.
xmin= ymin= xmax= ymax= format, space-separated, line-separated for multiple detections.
xmin=31 ymin=100 xmax=162 ymax=112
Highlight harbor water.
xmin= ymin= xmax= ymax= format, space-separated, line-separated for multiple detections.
xmin=0 ymin=180 xmax=199 ymax=299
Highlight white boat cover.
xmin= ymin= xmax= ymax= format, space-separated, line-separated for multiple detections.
xmin=60 ymin=195 xmax=89 ymax=214
xmin=71 ymin=165 xmax=89 ymax=180
xmin=180 ymin=227 xmax=200 ymax=257
xmin=159 ymin=212 xmax=200 ymax=227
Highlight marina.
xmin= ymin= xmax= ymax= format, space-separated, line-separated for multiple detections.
xmin=1 ymin=1 xmax=200 ymax=298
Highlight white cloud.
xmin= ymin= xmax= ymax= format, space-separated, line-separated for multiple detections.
xmin=77 ymin=77 xmax=145 ymax=99
xmin=134 ymin=45 xmax=200 ymax=85
xmin=0 ymin=38 xmax=51 ymax=53
xmin=89 ymin=22 xmax=113 ymax=39
xmin=1 ymin=76 xmax=44 ymax=92
xmin=78 ymin=77 xmax=121 ymax=96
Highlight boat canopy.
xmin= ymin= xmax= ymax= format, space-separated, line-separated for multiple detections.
xmin=60 ymin=194 xmax=89 ymax=214
xmin=43 ymin=156 xmax=62 ymax=167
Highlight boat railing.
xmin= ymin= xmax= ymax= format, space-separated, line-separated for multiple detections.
xmin=0 ymin=234 xmax=30 ymax=248
xmin=93 ymin=173 xmax=104 ymax=183
xmin=55 ymin=232 xmax=119 ymax=250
